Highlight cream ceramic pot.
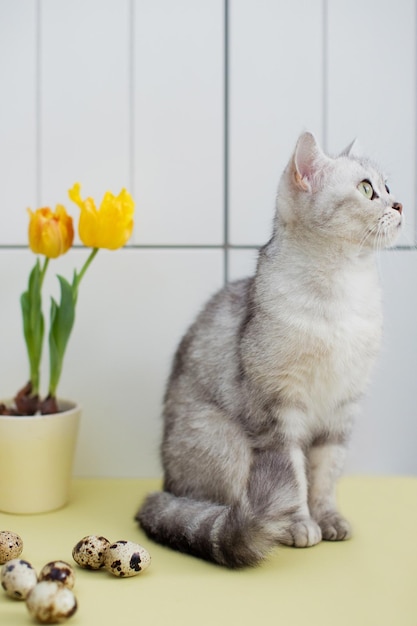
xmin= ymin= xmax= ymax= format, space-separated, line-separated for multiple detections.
xmin=0 ymin=400 xmax=80 ymax=514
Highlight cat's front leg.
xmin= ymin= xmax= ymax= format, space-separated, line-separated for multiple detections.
xmin=276 ymin=447 xmax=322 ymax=548
xmin=307 ymin=442 xmax=351 ymax=541
xmin=247 ymin=445 xmax=321 ymax=548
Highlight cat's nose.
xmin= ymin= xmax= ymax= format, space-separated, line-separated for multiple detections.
xmin=392 ymin=202 xmax=403 ymax=215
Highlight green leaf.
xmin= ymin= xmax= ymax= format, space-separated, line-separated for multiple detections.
xmin=48 ymin=275 xmax=76 ymax=396
xmin=47 ymin=248 xmax=99 ymax=398
xmin=20 ymin=260 xmax=44 ymax=394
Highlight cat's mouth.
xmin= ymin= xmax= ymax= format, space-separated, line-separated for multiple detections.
xmin=380 ymin=213 xmax=403 ymax=246
xmin=393 ymin=210 xmax=403 ymax=230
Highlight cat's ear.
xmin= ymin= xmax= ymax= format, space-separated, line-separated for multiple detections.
xmin=292 ymin=132 xmax=328 ymax=193
xmin=340 ymin=138 xmax=361 ymax=158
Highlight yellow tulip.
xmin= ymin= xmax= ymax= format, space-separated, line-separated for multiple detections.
xmin=68 ymin=183 xmax=134 ymax=250
xmin=28 ymin=205 xmax=74 ymax=259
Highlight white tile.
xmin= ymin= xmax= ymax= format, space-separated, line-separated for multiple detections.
xmin=40 ymin=0 xmax=131 ymax=225
xmin=229 ymin=0 xmax=324 ymax=246
xmin=346 ymin=249 xmax=417 ymax=474
xmin=68 ymin=248 xmax=224 ymax=476
xmin=134 ymin=0 xmax=224 ymax=245
xmin=0 ymin=250 xmax=36 ymax=395
xmin=0 ymin=0 xmax=37 ymax=244
xmin=227 ymin=248 xmax=258 ymax=282
xmin=230 ymin=247 xmax=417 ymax=475
xmin=0 ymin=248 xmax=224 ymax=477
xmin=327 ymin=0 xmax=416 ymax=245
xmin=1 ymin=246 xmax=417 ymax=476
xmin=229 ymin=247 xmax=417 ymax=474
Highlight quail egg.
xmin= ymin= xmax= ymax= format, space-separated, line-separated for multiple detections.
xmin=104 ymin=540 xmax=151 ymax=577
xmin=26 ymin=581 xmax=77 ymax=624
xmin=38 ymin=561 xmax=75 ymax=589
xmin=0 ymin=530 xmax=23 ymax=564
xmin=1 ymin=558 xmax=38 ymax=600
xmin=72 ymin=535 xmax=110 ymax=569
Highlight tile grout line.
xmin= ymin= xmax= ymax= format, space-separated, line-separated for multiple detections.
xmin=129 ymin=0 xmax=135 ymax=213
xmin=413 ymin=0 xmax=417 ymax=245
xmin=0 ymin=244 xmax=414 ymax=252
xmin=223 ymin=0 xmax=229 ymax=286
xmin=322 ymin=0 xmax=328 ymax=152
xmin=35 ymin=0 xmax=42 ymax=206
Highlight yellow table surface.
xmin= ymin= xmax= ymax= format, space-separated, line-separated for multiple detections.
xmin=1 ymin=476 xmax=416 ymax=626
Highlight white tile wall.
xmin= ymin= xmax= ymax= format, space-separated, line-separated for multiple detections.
xmin=0 ymin=248 xmax=224 ymax=477
xmin=41 ymin=0 xmax=131 ymax=214
xmin=229 ymin=0 xmax=324 ymax=246
xmin=347 ymin=249 xmax=417 ymax=475
xmin=0 ymin=0 xmax=416 ymax=476
xmin=0 ymin=0 xmax=37 ymax=244
xmin=134 ymin=0 xmax=224 ymax=245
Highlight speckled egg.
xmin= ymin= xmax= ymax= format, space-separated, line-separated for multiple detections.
xmin=39 ymin=561 xmax=75 ymax=589
xmin=0 ymin=531 xmax=23 ymax=564
xmin=72 ymin=535 xmax=110 ymax=570
xmin=1 ymin=558 xmax=38 ymax=600
xmin=104 ymin=540 xmax=151 ymax=577
xmin=26 ymin=581 xmax=77 ymax=624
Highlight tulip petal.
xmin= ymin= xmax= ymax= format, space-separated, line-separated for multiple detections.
xmin=68 ymin=183 xmax=84 ymax=209
xmin=78 ymin=199 xmax=100 ymax=248
xmin=69 ymin=183 xmax=135 ymax=250
xmin=27 ymin=205 xmax=74 ymax=259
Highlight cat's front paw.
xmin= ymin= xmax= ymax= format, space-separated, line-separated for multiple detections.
xmin=318 ymin=512 xmax=351 ymax=541
xmin=281 ymin=517 xmax=322 ymax=548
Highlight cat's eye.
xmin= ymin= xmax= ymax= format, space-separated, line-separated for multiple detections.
xmin=357 ymin=180 xmax=375 ymax=200
xmin=385 ymin=184 xmax=390 ymax=194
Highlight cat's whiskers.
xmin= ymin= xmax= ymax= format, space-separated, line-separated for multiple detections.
xmin=375 ymin=223 xmax=385 ymax=253
xmin=360 ymin=215 xmax=398 ymax=254
xmin=358 ymin=223 xmax=379 ymax=251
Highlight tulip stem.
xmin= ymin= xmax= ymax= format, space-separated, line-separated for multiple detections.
xmin=40 ymin=257 xmax=50 ymax=286
xmin=74 ymin=247 xmax=99 ymax=293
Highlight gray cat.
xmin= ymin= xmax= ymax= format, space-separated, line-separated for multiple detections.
xmin=137 ymin=132 xmax=403 ymax=567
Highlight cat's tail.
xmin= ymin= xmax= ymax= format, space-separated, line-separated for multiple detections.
xmin=136 ymin=491 xmax=294 ymax=568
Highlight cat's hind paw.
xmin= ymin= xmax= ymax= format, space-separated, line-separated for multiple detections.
xmin=318 ymin=513 xmax=352 ymax=541
xmin=281 ymin=517 xmax=322 ymax=548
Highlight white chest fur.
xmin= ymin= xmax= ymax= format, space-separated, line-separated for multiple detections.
xmin=250 ymin=253 xmax=383 ymax=425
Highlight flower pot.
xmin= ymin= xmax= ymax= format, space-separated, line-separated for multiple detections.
xmin=0 ymin=400 xmax=80 ymax=514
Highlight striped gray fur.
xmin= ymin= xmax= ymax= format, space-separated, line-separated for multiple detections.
xmin=136 ymin=133 xmax=402 ymax=567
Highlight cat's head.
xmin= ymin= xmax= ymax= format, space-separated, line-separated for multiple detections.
xmin=276 ymin=132 xmax=403 ymax=251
